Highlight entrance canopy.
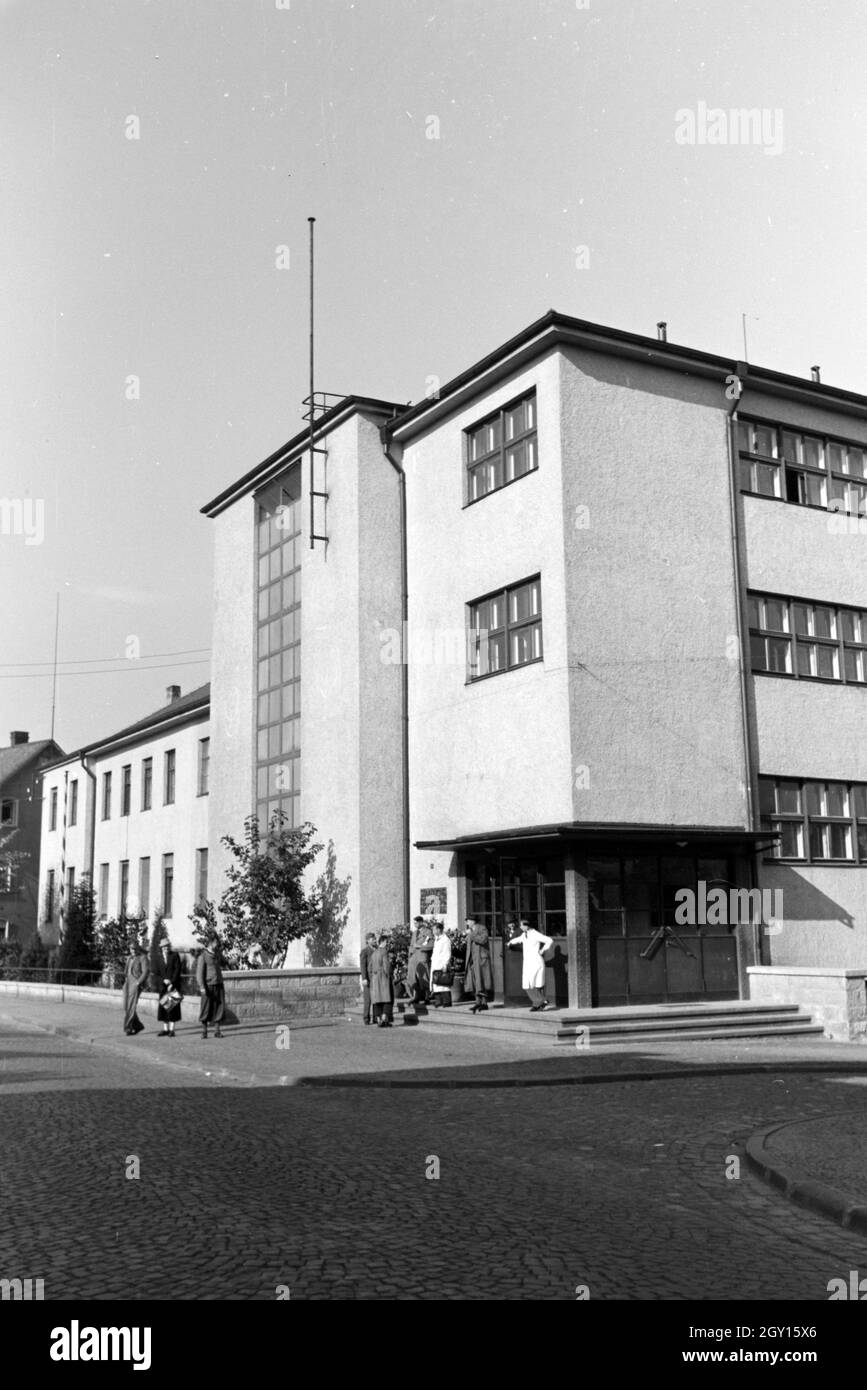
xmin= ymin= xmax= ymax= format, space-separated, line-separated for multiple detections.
xmin=415 ymin=821 xmax=779 ymax=855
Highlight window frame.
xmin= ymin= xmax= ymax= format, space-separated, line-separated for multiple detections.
xmin=68 ymin=779 xmax=78 ymax=827
xmin=197 ymin=738 xmax=210 ymax=797
xmin=0 ymin=798 xmax=18 ymax=828
xmin=120 ymin=765 xmax=132 ymax=818
xmin=49 ymin=787 xmax=58 ymax=832
xmin=748 ymin=591 xmax=867 ymax=687
xmin=141 ymin=757 xmax=153 ymax=812
xmin=739 ymin=417 xmax=867 ymax=516
xmin=760 ymin=775 xmax=867 ymax=864
xmin=464 ymin=390 xmax=538 ymax=507
xmin=164 ymin=749 xmax=176 ymax=806
xmin=161 ymin=852 xmax=174 ymax=918
xmin=101 ymin=771 xmax=112 ymax=821
xmin=467 ymin=575 xmax=543 ymax=683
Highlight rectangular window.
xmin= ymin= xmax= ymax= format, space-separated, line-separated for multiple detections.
xmin=121 ymin=765 xmax=132 ymax=817
xmin=119 ymin=860 xmax=129 ymax=916
xmin=98 ymin=863 xmax=109 ymax=919
xmin=0 ymin=798 xmax=17 ymax=827
xmin=139 ymin=857 xmax=150 ymax=917
xmin=197 ymin=738 xmax=210 ymax=796
xmin=740 ymin=418 xmax=867 ymax=515
xmin=196 ymin=847 xmax=208 ymax=904
xmin=466 ymin=391 xmax=538 ymax=503
xmin=162 ymin=853 xmax=174 ymax=917
xmin=101 ymin=771 xmax=112 ymax=820
xmin=255 ymin=467 xmax=302 ymax=832
xmin=749 ymin=593 xmax=867 ymax=686
xmin=468 ymin=576 xmax=543 ymax=680
xmin=46 ymin=868 xmax=56 ymax=920
xmin=141 ymin=757 xmax=153 ymax=811
xmin=760 ymin=776 xmax=867 ymax=863
xmin=66 ymin=866 xmax=75 ymax=901
xmin=164 ymin=750 xmax=176 ymax=806
xmin=69 ymin=779 xmax=78 ymax=827
xmin=49 ymin=787 xmax=58 ymax=831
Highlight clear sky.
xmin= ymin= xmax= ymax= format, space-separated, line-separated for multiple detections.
xmin=2 ymin=0 xmax=865 ymax=752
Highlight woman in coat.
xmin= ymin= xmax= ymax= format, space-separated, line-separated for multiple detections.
xmin=369 ymin=934 xmax=394 ymax=1027
xmin=464 ymin=918 xmax=493 ymax=1013
xmin=156 ymin=936 xmax=183 ymax=1038
xmin=122 ymin=942 xmax=149 ymax=1035
xmin=506 ymin=918 xmax=553 ymax=1011
xmin=429 ymin=922 xmax=452 ymax=1008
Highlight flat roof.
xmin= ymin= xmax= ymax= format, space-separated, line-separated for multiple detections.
xmin=415 ymin=822 xmax=779 ymax=852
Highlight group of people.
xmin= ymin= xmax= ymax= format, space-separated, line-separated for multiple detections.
xmin=121 ymin=931 xmax=227 ymax=1039
xmin=359 ymin=915 xmax=554 ymax=1023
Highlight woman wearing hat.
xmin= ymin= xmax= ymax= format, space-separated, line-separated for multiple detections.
xmin=156 ymin=933 xmax=184 ymax=1038
xmin=122 ymin=940 xmax=149 ymax=1035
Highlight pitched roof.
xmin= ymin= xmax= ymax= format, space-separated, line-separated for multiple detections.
xmin=42 ymin=683 xmax=210 ymax=769
xmin=0 ymin=739 xmax=65 ymax=787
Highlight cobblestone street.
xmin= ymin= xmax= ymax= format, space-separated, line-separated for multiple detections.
xmin=2 ymin=1012 xmax=867 ymax=1301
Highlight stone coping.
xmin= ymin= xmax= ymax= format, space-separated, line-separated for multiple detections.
xmin=222 ymin=968 xmax=360 ymax=980
xmin=748 ymin=966 xmax=867 ymax=979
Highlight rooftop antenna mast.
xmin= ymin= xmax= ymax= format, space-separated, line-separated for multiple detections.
xmin=306 ymin=217 xmax=330 ymax=549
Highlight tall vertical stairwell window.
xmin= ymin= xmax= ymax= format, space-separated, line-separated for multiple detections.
xmin=255 ymin=466 xmax=302 ymax=831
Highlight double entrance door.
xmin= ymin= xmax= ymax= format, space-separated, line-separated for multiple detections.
xmin=588 ymin=854 xmax=741 ymax=1006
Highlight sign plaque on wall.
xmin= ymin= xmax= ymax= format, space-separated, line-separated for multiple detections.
xmin=420 ymin=887 xmax=447 ymax=916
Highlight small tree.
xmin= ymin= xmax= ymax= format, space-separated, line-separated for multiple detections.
xmin=20 ymin=930 xmax=50 ymax=982
xmin=54 ymin=876 xmax=100 ymax=985
xmin=95 ymin=909 xmax=146 ymax=988
xmin=217 ymin=813 xmax=323 ymax=969
xmin=147 ymin=906 xmax=168 ymax=991
xmin=306 ymin=840 xmax=351 ymax=967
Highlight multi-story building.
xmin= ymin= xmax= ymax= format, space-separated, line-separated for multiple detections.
xmin=202 ymin=311 xmax=867 ymax=1007
xmin=38 ymin=685 xmax=210 ymax=949
xmin=0 ymin=731 xmax=65 ymax=942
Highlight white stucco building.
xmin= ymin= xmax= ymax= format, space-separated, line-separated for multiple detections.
xmin=201 ymin=311 xmax=867 ymax=1009
xmin=38 ymin=685 xmax=210 ymax=949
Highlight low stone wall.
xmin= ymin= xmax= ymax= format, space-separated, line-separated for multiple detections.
xmin=222 ymin=969 xmax=360 ymax=1019
xmin=747 ymin=966 xmax=867 ymax=1043
xmin=0 ymin=970 xmax=361 ymax=1021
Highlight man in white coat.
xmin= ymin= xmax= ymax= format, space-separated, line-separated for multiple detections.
xmin=506 ymin=918 xmax=553 ymax=1010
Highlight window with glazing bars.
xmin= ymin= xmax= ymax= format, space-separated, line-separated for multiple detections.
xmin=760 ymin=777 xmax=867 ymax=862
xmin=466 ymin=392 xmax=537 ymax=503
xmin=468 ymin=576 xmax=542 ymax=680
xmin=748 ymin=593 xmax=867 ymax=684
xmin=739 ymin=419 xmax=867 ymax=515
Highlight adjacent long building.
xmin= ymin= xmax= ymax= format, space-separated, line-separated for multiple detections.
xmin=202 ymin=311 xmax=867 ymax=1010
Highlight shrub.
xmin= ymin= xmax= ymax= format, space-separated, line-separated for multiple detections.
xmin=0 ymin=938 xmax=23 ymax=981
xmin=55 ymin=877 xmax=100 ymax=985
xmin=19 ymin=932 xmax=50 ymax=982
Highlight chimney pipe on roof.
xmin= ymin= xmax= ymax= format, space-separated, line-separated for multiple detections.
xmin=657 ymin=321 xmax=667 ymax=342
xmin=9 ymin=731 xmax=28 ymax=745
xmin=811 ymin=365 xmax=821 ymax=383
xmin=165 ymin=685 xmax=181 ymax=705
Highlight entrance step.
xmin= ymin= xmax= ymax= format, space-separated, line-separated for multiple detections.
xmin=403 ymin=1000 xmax=825 ymax=1044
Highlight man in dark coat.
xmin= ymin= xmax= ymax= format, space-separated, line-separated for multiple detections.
xmin=359 ymin=932 xmax=376 ymax=1024
xmin=464 ymin=918 xmax=494 ymax=1013
xmin=406 ymin=916 xmax=435 ymax=1005
xmin=196 ymin=934 xmax=225 ymax=1039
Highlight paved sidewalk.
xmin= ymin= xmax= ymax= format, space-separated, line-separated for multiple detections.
xmin=3 ymin=994 xmax=867 ymax=1089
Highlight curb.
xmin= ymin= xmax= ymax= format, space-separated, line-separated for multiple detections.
xmin=7 ymin=1008 xmax=867 ymax=1090
xmin=745 ymin=1117 xmax=867 ymax=1235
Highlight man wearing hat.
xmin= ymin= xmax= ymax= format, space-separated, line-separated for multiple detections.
xmin=406 ymin=915 xmax=435 ymax=1005
xmin=196 ymin=932 xmax=225 ymax=1039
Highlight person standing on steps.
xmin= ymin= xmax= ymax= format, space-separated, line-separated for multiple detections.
xmin=359 ymin=931 xmax=377 ymax=1025
xmin=196 ymin=933 xmax=225 ymax=1039
xmin=429 ymin=921 xmax=453 ymax=1009
xmin=506 ymin=919 xmax=553 ymax=1011
xmin=464 ymin=918 xmax=494 ymax=1013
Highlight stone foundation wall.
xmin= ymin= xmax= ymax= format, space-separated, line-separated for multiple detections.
xmin=747 ymin=966 xmax=867 ymax=1042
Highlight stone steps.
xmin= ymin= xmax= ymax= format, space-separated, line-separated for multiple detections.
xmin=394 ymin=999 xmax=825 ymax=1044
